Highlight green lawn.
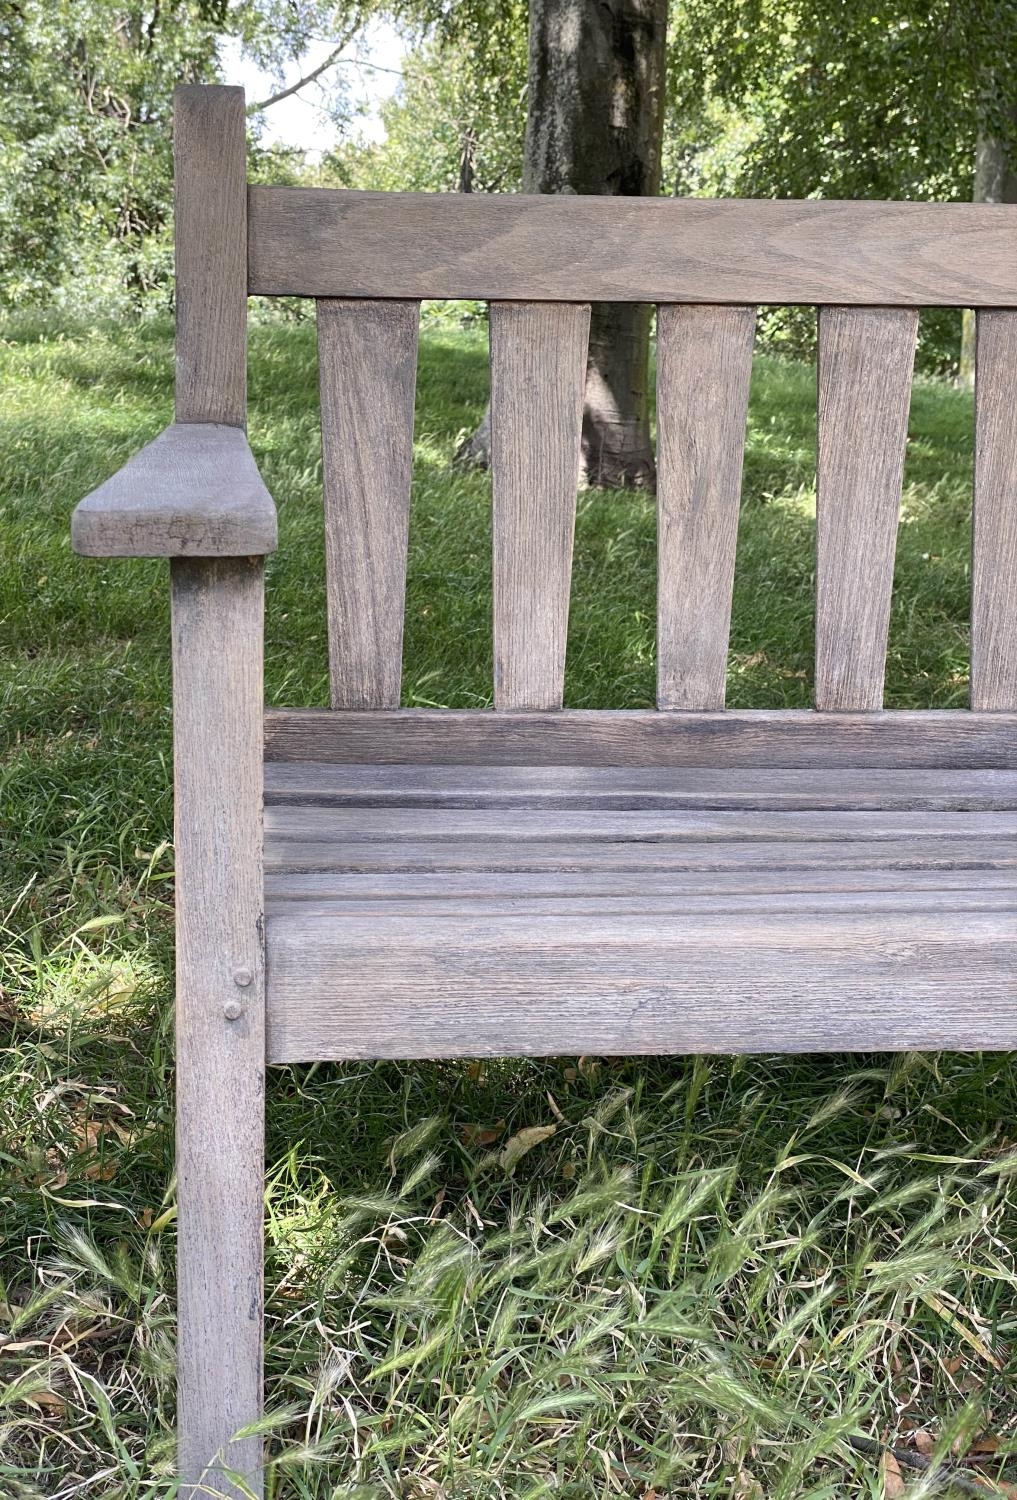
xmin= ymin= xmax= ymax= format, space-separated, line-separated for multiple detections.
xmin=1 ymin=313 xmax=1015 ymax=1499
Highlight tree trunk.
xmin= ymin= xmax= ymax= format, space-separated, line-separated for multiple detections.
xmin=960 ymin=115 xmax=1017 ymax=386
xmin=456 ymin=0 xmax=668 ymax=490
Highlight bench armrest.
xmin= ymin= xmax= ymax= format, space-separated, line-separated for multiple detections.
xmin=72 ymin=423 xmax=278 ymax=558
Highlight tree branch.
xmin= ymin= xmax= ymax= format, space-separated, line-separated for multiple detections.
xmin=246 ymin=31 xmax=357 ymax=114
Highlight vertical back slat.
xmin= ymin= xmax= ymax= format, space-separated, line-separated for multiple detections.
xmin=174 ymin=85 xmax=247 ymax=427
xmin=318 ymin=299 xmax=420 ymax=709
xmin=656 ymin=304 xmax=756 ymax=709
xmin=491 ymin=302 xmax=591 ymax=710
xmin=972 ymin=310 xmax=1017 ymax=709
xmin=815 ymin=306 xmax=918 ymax=710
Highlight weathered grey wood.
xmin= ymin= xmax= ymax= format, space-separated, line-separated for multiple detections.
xmin=264 ymin=904 xmax=1017 ymax=1061
xmin=490 ymin=302 xmax=589 ymax=708
xmin=972 ymin=311 xmax=1017 ymax=709
xmin=815 ymin=307 xmax=918 ymax=710
xmin=264 ymin=835 xmax=1017 ymax=875
xmin=172 ymin=558 xmax=265 ymax=1500
xmin=266 ymin=887 xmax=1017 ymax=919
xmin=72 ymin=424 xmax=277 ymax=558
xmin=267 ymin=804 xmax=1017 ymax=845
xmin=175 ymin=86 xmax=247 ymax=427
xmin=317 ymin=299 xmax=419 ymax=708
xmin=656 ymin=305 xmax=756 ymax=709
xmin=265 ymin=867 xmax=1017 ymax=903
xmin=264 ymin=763 xmax=1017 ymax=811
xmin=264 ymin=708 xmax=1017 ymax=768
xmin=247 ymin=188 xmax=1017 ymax=307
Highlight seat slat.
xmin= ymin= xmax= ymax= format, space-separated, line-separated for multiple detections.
xmin=657 ymin=305 xmax=756 ymax=708
xmin=264 ymin=763 xmax=1017 ymax=811
xmin=491 ymin=302 xmax=590 ymax=709
xmin=815 ymin=307 xmax=918 ymax=710
xmin=266 ymin=805 xmax=1017 ymax=844
xmin=266 ymin=904 xmax=1017 ymax=1061
xmin=317 ymin=298 xmax=419 ymax=709
xmin=972 ymin=310 xmax=1017 ymax=709
xmin=266 ymin=867 xmax=1017 ymax=902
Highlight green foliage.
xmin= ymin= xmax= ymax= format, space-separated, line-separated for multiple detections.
xmin=0 ymin=2 xmax=376 ymax=313
xmin=329 ymin=15 xmax=527 ymax=194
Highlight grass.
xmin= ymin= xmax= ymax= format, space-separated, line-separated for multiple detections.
xmin=1 ymin=309 xmax=1015 ymax=1499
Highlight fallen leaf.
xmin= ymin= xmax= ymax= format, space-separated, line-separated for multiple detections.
xmin=913 ymin=1429 xmax=936 ymax=1455
xmin=882 ymin=1451 xmax=905 ymax=1499
xmin=499 ymin=1124 xmax=556 ymax=1173
xmin=458 ymin=1120 xmax=505 ymax=1147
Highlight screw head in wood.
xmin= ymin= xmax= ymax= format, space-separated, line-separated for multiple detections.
xmin=223 ymin=999 xmax=243 ymax=1021
xmin=233 ymin=967 xmax=253 ymax=987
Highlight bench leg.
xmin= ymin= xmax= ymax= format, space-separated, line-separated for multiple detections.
xmin=171 ymin=557 xmax=266 ymax=1498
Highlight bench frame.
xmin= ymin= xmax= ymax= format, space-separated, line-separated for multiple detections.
xmin=71 ymin=84 xmax=1017 ymax=1498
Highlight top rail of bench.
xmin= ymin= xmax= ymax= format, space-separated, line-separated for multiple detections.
xmin=248 ymin=187 xmax=1017 ymax=306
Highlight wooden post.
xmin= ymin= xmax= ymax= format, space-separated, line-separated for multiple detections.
xmin=171 ymin=86 xmax=265 ymax=1499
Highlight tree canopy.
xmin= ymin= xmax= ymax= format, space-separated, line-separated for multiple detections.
xmin=4 ymin=0 xmax=1017 ymax=348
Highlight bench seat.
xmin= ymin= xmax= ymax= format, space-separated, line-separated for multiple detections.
xmin=263 ymin=763 xmax=1017 ymax=1061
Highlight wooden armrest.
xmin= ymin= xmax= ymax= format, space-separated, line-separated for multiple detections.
xmin=72 ymin=423 xmax=278 ymax=557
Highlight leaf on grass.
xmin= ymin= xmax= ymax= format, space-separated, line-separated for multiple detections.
xmin=499 ymin=1124 xmax=556 ymax=1173
xmin=881 ymin=1450 xmax=905 ymax=1499
xmin=913 ymin=1429 xmax=936 ymax=1455
xmin=458 ymin=1120 xmax=505 ymax=1147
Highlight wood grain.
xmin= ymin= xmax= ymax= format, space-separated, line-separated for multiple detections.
xmin=815 ymin=307 xmax=918 ymax=710
xmin=248 ymin=188 xmax=1017 ymax=306
xmin=72 ymin=423 xmax=277 ymax=558
xmin=490 ymin=302 xmax=590 ymax=709
xmin=172 ymin=560 xmax=265 ymax=1500
xmin=264 ymin=763 xmax=1017 ymax=812
xmin=265 ymin=904 xmax=1017 ymax=1060
xmin=263 ymin=708 xmax=1017 ymax=769
xmin=317 ymin=299 xmax=419 ymax=708
xmin=174 ymin=86 xmax=247 ymax=427
xmin=656 ymin=305 xmax=755 ymax=709
xmin=266 ymin=867 xmax=1017 ymax=904
xmin=972 ymin=311 xmax=1017 ymax=709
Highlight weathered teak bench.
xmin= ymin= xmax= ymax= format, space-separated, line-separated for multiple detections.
xmin=72 ymin=84 xmax=1017 ymax=1497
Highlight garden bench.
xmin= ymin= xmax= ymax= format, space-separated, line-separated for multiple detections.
xmin=72 ymin=85 xmax=1017 ymax=1499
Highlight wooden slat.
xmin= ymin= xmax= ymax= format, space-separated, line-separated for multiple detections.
xmin=266 ymin=888 xmax=1017 ymax=919
xmin=248 ymin=189 xmax=1017 ymax=307
xmin=317 ymin=299 xmax=419 ymax=709
xmin=172 ymin=559 xmax=265 ymax=1500
xmin=264 ymin=836 xmax=1017 ymax=875
xmin=656 ymin=305 xmax=755 ymax=708
xmin=490 ymin=302 xmax=590 ymax=709
xmin=265 ymin=868 xmax=1017 ymax=903
xmin=265 ymin=905 xmax=1017 ymax=1060
xmin=815 ymin=307 xmax=918 ymax=710
xmin=264 ymin=709 xmax=1017 ymax=769
xmin=266 ymin=805 xmax=1017 ymax=845
xmin=175 ymin=86 xmax=247 ymax=427
xmin=264 ymin=764 xmax=1017 ymax=812
xmin=972 ymin=311 xmax=1017 ymax=709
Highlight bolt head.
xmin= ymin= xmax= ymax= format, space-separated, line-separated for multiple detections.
xmin=233 ymin=968 xmax=253 ymax=988
xmin=223 ymin=999 xmax=243 ymax=1021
